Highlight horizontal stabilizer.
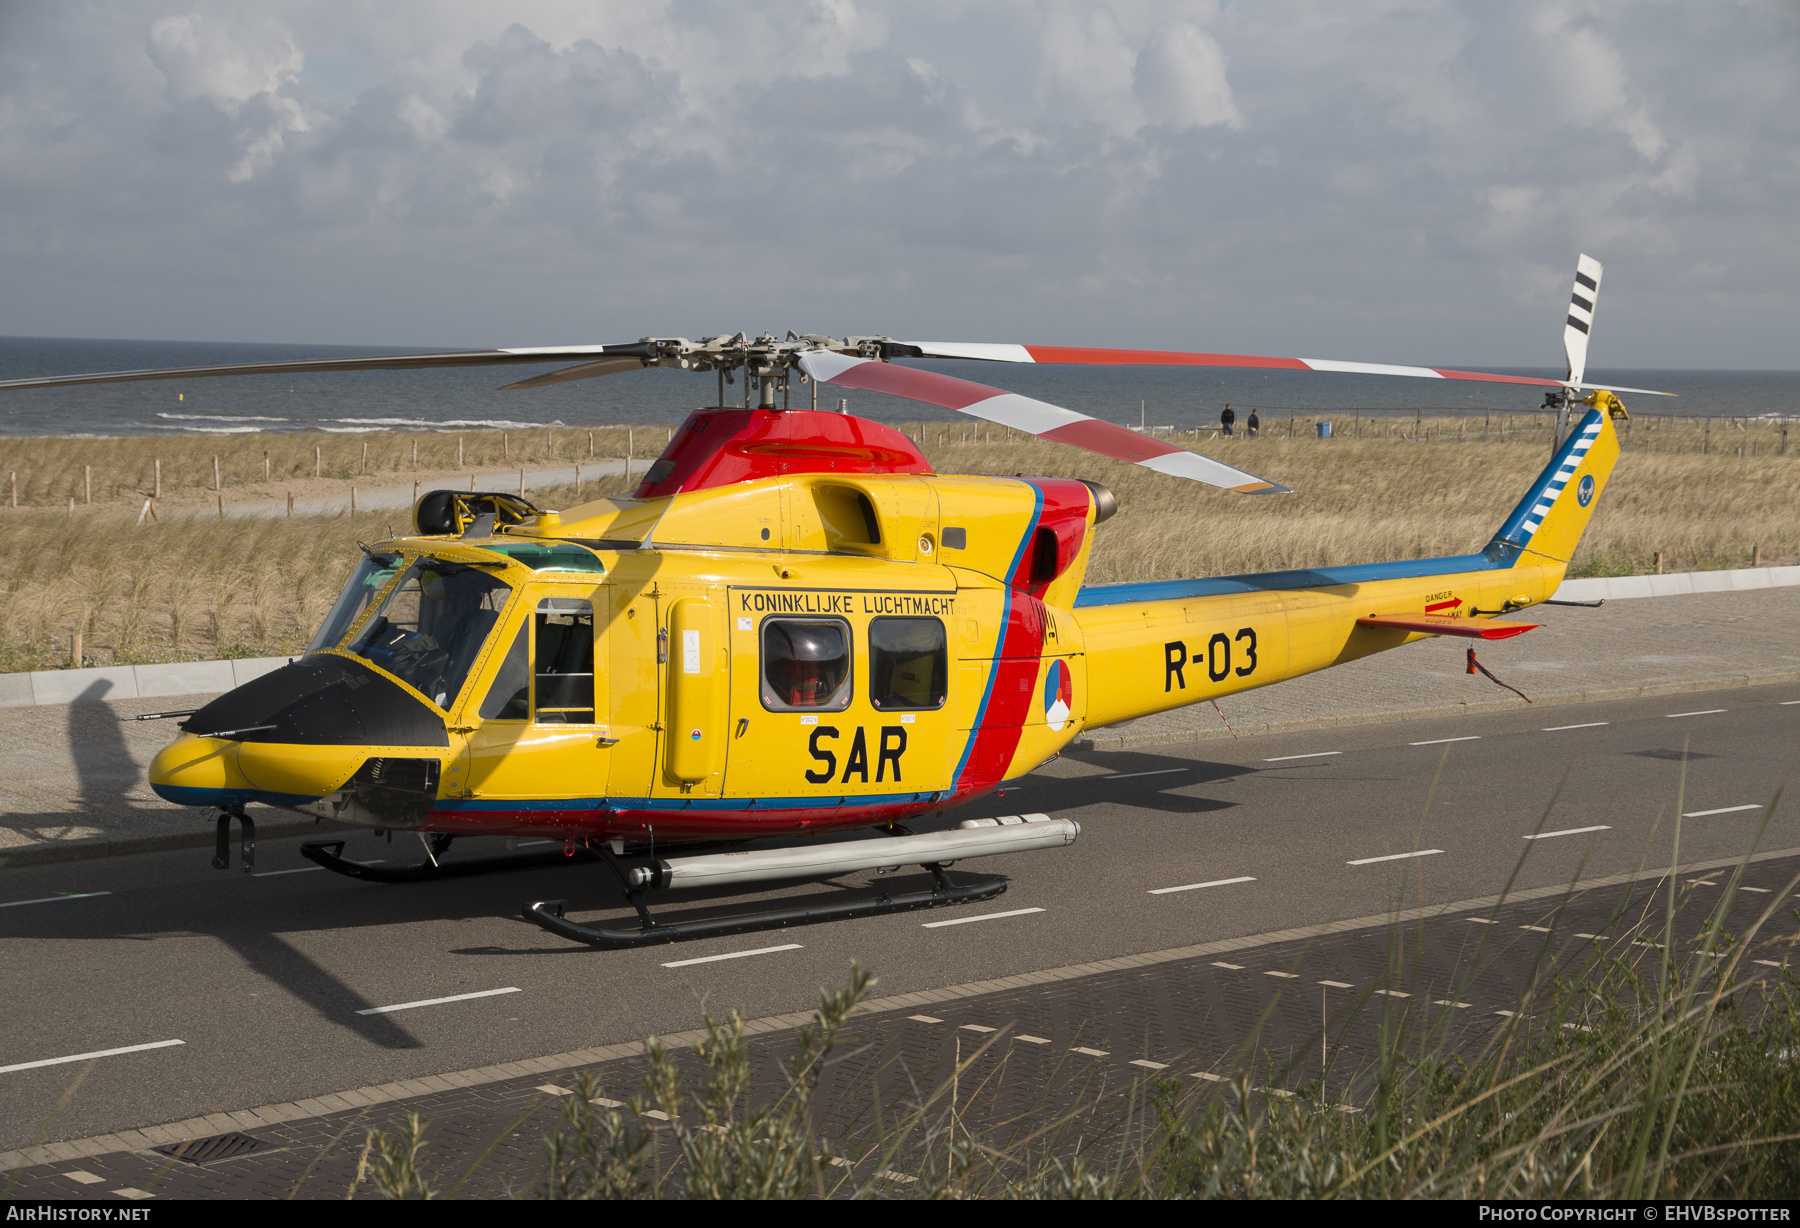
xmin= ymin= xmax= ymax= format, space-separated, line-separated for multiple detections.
xmin=1356 ymin=615 xmax=1538 ymax=641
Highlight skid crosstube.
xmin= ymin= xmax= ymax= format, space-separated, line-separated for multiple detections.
xmin=523 ymin=865 xmax=1006 ymax=949
xmin=300 ymin=838 xmax=597 ymax=882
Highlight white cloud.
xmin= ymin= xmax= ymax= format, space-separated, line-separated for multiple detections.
xmin=146 ymin=11 xmax=313 ymax=182
xmin=1134 ymin=20 xmax=1241 ymax=130
xmin=0 ymin=1 xmax=1794 ymax=366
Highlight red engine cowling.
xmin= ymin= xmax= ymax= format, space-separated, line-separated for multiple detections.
xmin=633 ymin=409 xmax=933 ymax=499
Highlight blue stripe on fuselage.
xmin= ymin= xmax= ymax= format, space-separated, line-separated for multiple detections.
xmin=1073 ymin=552 xmax=1501 ymax=608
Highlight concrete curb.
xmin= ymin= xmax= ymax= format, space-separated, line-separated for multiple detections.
xmin=10 ymin=840 xmax=1796 ymax=1172
xmin=1070 ymin=668 xmax=1800 ymax=753
xmin=1554 ymin=564 xmax=1800 ymax=602
xmin=0 ymin=657 xmax=288 ymax=709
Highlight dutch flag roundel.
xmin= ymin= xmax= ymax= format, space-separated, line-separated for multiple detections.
xmin=1044 ymin=659 xmax=1072 ymax=732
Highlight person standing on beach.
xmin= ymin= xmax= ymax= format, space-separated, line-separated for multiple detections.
xmin=1220 ymin=404 xmax=1235 ymax=437
xmin=1246 ymin=410 xmax=1260 ymax=437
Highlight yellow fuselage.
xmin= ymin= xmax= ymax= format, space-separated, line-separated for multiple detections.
xmin=150 ymin=400 xmax=1624 ymax=840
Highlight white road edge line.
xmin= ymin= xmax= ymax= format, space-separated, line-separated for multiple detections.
xmin=0 ymin=892 xmax=112 ymax=908
xmin=1666 ymin=709 xmax=1727 ymax=718
xmin=1262 ymin=751 xmax=1342 ymax=762
xmin=1543 ymin=722 xmax=1609 ymax=731
xmin=1104 ymin=768 xmax=1190 ymax=780
xmin=0 ymin=1039 xmax=184 ymax=1075
xmin=1149 ymin=876 xmax=1256 ymax=895
xmin=1348 ymin=850 xmax=1445 ymax=866
xmin=923 ymin=907 xmax=1045 ymax=928
xmin=356 ymin=987 xmax=521 ymax=1015
xmin=662 ymin=945 xmax=802 ymax=968
xmin=1410 ymin=736 xmax=1480 ymax=746
xmin=1683 ymin=805 xmax=1761 ymax=818
xmin=1523 ymin=825 xmax=1612 ymax=841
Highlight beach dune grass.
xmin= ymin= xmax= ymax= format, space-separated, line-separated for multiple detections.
xmin=0 ymin=415 xmax=1791 ymax=671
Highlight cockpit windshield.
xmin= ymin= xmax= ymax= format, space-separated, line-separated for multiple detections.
xmin=348 ymin=561 xmax=513 ymax=708
xmin=307 ymin=554 xmax=403 ymax=655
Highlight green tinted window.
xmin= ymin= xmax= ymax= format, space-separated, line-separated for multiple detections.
xmin=481 ymin=543 xmax=606 ymax=573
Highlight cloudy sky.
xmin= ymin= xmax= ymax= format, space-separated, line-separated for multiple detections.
xmin=2 ymin=1 xmax=1794 ymax=367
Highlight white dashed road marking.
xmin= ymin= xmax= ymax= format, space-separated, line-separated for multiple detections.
xmin=1149 ymin=876 xmax=1256 ymax=895
xmin=358 ymin=987 xmax=522 ymax=1014
xmin=1348 ymin=850 xmax=1444 ymax=866
xmin=1411 ymin=736 xmax=1480 ymax=746
xmin=0 ymin=1039 xmax=185 ymax=1075
xmin=662 ymin=945 xmax=801 ymax=968
xmin=1524 ymin=826 xmax=1611 ymax=840
xmin=1666 ymin=709 xmax=1726 ymax=718
xmin=0 ymin=892 xmax=111 ymax=908
xmin=1543 ymin=722 xmax=1608 ymax=731
xmin=923 ymin=907 xmax=1044 ymax=928
xmin=1103 ymin=769 xmax=1190 ymax=780
xmin=1262 ymin=751 xmax=1342 ymax=762
xmin=1683 ymin=805 xmax=1760 ymax=818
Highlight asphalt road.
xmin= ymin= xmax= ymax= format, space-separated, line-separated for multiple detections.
xmin=2 ymin=680 xmax=1795 ymax=1151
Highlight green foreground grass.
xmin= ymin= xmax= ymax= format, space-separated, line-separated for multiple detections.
xmin=349 ymin=771 xmax=1799 ymax=1200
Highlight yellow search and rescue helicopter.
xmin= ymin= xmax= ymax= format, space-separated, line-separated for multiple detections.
xmin=0 ymin=255 xmax=1669 ymax=946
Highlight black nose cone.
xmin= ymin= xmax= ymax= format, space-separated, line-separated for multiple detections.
xmin=183 ymin=656 xmax=449 ymax=747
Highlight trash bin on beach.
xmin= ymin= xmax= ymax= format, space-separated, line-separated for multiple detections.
xmin=1317 ymin=421 xmax=1333 ymax=439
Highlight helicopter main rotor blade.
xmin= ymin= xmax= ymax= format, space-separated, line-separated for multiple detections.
xmin=796 ymin=350 xmax=1292 ymax=495
xmin=495 ymin=356 xmax=653 ymax=390
xmin=0 ymin=343 xmax=658 ymax=392
xmin=892 ymin=342 xmax=1675 ymax=397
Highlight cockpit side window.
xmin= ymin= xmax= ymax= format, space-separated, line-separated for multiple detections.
xmin=533 ymin=598 xmax=595 ymax=724
xmin=760 ymin=618 xmax=852 ymax=712
xmin=351 ymin=562 xmax=512 ymax=708
xmin=307 ymin=554 xmax=402 ymax=654
xmin=477 ymin=623 xmax=529 ymax=720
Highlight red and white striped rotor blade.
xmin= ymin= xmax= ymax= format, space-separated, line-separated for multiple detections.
xmin=798 ymin=351 xmax=1291 ymax=495
xmin=900 ymin=342 xmax=1673 ymax=397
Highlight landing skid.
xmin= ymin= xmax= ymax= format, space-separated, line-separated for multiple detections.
xmin=522 ymin=858 xmax=1006 ymax=949
xmin=300 ymin=837 xmax=598 ymax=883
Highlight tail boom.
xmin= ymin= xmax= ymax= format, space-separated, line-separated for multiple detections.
xmin=1068 ymin=401 xmax=1626 ymax=731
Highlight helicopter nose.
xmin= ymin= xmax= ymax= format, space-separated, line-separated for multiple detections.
xmin=148 ymin=735 xmax=257 ymax=807
xmin=149 ymin=654 xmax=450 ymax=811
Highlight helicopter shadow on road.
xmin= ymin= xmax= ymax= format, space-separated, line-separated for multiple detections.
xmin=7 ymin=687 xmax=430 ymax=1048
xmin=444 ymin=862 xmax=1009 ymax=958
xmin=993 ymin=747 xmax=1250 ymax=818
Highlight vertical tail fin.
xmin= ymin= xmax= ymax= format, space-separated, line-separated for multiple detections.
xmin=1490 ymin=393 xmax=1628 ymax=566
xmin=1564 ymin=254 xmax=1603 ymax=386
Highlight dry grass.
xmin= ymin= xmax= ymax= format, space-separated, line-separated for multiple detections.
xmin=0 ymin=472 xmax=636 ymax=673
xmin=0 ymin=426 xmax=670 ymax=511
xmin=917 ymin=413 xmax=1800 ymax=584
xmin=0 ymin=412 xmax=1791 ymax=671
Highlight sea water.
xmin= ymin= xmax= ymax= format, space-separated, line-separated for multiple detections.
xmin=1 ymin=335 xmax=1793 ymax=437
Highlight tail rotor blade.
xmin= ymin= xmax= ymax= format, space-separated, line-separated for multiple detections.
xmin=1564 ymin=254 xmax=1603 ymax=387
xmin=797 ymin=350 xmax=1292 ymax=495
